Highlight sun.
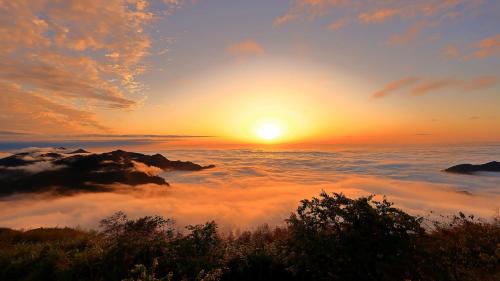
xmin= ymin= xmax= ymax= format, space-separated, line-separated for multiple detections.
xmin=256 ymin=122 xmax=282 ymax=141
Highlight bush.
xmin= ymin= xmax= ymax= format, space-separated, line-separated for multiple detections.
xmin=0 ymin=192 xmax=498 ymax=281
xmin=418 ymin=213 xmax=500 ymax=281
xmin=99 ymin=212 xmax=174 ymax=280
xmin=222 ymin=225 xmax=291 ymax=281
xmin=284 ymin=192 xmax=424 ymax=281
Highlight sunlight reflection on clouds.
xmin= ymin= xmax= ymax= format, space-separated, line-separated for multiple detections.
xmin=0 ymin=145 xmax=499 ymax=230
xmin=160 ymin=145 xmax=500 ymax=193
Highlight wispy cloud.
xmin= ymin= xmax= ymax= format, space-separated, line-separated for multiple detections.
xmin=0 ymin=131 xmax=31 ymax=136
xmin=472 ymin=34 xmax=500 ymax=58
xmin=373 ymin=76 xmax=497 ymax=98
xmin=0 ymin=59 xmax=136 ymax=109
xmin=226 ymin=40 xmax=264 ymax=58
xmin=276 ymin=0 xmax=485 ymax=46
xmin=442 ymin=34 xmax=499 ymax=60
xmin=372 ymin=77 xmax=420 ymax=98
xmin=2 ymin=161 xmax=66 ymax=174
xmin=274 ymin=0 xmax=337 ymax=26
xmin=73 ymin=134 xmax=214 ymax=139
xmin=358 ymin=8 xmax=399 ymax=24
xmin=0 ymin=132 xmax=214 ymax=150
xmin=0 ymin=81 xmax=109 ymax=132
xmin=327 ymin=17 xmax=350 ymax=31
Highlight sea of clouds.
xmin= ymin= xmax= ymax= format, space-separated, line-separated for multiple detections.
xmin=0 ymin=145 xmax=499 ymax=231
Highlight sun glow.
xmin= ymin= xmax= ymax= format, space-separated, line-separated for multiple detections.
xmin=256 ymin=121 xmax=283 ymax=141
xmin=156 ymin=60 xmax=342 ymax=144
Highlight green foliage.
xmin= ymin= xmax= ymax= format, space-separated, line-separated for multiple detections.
xmin=285 ymin=192 xmax=424 ymax=280
xmin=0 ymin=227 xmax=101 ymax=281
xmin=122 ymin=259 xmax=172 ymax=281
xmin=0 ymin=192 xmax=498 ymax=281
xmin=167 ymin=221 xmax=224 ymax=279
xmin=222 ymin=225 xmax=291 ymax=281
xmin=99 ymin=212 xmax=174 ymax=280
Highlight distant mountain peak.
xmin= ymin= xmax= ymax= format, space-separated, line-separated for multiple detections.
xmin=0 ymin=148 xmax=215 ymax=197
xmin=68 ymin=148 xmax=90 ymax=154
xmin=444 ymin=161 xmax=500 ymax=174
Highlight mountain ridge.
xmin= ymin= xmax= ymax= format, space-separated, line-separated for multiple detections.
xmin=0 ymin=148 xmax=214 ymax=196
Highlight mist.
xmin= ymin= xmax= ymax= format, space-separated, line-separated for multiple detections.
xmin=0 ymin=175 xmax=497 ymax=231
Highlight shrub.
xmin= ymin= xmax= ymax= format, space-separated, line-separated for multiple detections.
xmin=0 ymin=193 xmax=498 ymax=281
xmin=99 ymin=212 xmax=175 ymax=280
xmin=418 ymin=213 xmax=500 ymax=281
xmin=284 ymin=192 xmax=424 ymax=281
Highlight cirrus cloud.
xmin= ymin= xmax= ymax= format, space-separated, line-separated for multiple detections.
xmin=442 ymin=34 xmax=500 ymax=60
xmin=373 ymin=75 xmax=498 ymax=98
xmin=472 ymin=34 xmax=500 ymax=58
xmin=277 ymin=0 xmax=486 ymax=46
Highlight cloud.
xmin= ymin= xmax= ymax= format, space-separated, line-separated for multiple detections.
xmin=387 ymin=21 xmax=431 ymax=45
xmin=0 ymin=0 xmax=179 ymax=133
xmin=2 ymin=162 xmax=66 ymax=174
xmin=0 ymin=59 xmax=136 ymax=109
xmin=442 ymin=34 xmax=499 ymax=60
xmin=277 ymin=0 xmax=482 ymax=25
xmin=409 ymin=79 xmax=458 ymax=96
xmin=373 ymin=76 xmax=497 ymax=98
xmin=274 ymin=0 xmax=344 ymax=26
xmin=410 ymin=76 xmax=497 ymax=96
xmin=472 ymin=34 xmax=500 ymax=58
xmin=0 ymin=131 xmax=30 ymax=136
xmin=72 ymin=134 xmax=214 ymax=139
xmin=372 ymin=77 xmax=420 ymax=98
xmin=415 ymin=133 xmax=432 ymax=136
xmin=131 ymin=160 xmax=163 ymax=176
xmin=0 ymin=81 xmax=109 ymax=132
xmin=276 ymin=0 xmax=485 ymax=45
xmin=327 ymin=18 xmax=350 ymax=31
xmin=0 ymin=146 xmax=498 ymax=230
xmin=358 ymin=8 xmax=399 ymax=24
xmin=0 ymin=176 xmax=497 ymax=231
xmin=273 ymin=13 xmax=297 ymax=27
xmin=226 ymin=40 xmax=264 ymax=57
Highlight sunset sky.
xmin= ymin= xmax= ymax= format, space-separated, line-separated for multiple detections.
xmin=1 ymin=0 xmax=499 ymax=145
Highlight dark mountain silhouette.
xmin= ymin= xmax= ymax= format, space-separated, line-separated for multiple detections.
xmin=444 ymin=161 xmax=500 ymax=174
xmin=0 ymin=149 xmax=214 ymax=197
xmin=39 ymin=152 xmax=63 ymax=158
xmin=68 ymin=148 xmax=90 ymax=154
xmin=0 ymin=152 xmax=33 ymax=167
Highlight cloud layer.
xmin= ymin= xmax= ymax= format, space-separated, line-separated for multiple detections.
xmin=1 ymin=146 xmax=498 ymax=230
xmin=0 ymin=176 xmax=497 ymax=232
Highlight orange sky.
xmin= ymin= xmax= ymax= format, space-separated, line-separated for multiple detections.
xmin=0 ymin=0 xmax=499 ymax=145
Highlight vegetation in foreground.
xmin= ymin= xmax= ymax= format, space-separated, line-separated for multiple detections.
xmin=0 ymin=192 xmax=498 ymax=281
